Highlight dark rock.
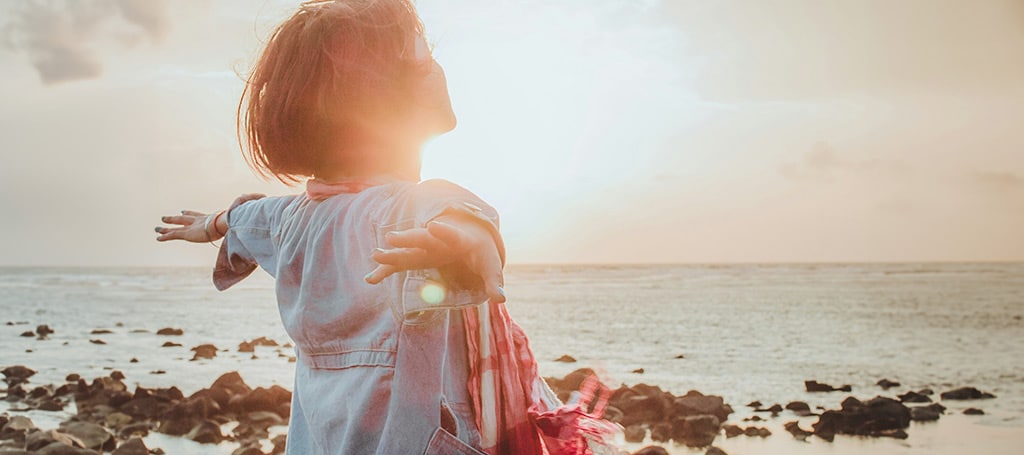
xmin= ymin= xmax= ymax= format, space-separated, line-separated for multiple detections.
xmin=110 ymin=371 xmax=126 ymax=381
xmin=238 ymin=341 xmax=255 ymax=353
xmin=745 ymin=400 xmax=762 ymax=408
xmin=91 ymin=329 xmax=113 ymax=335
xmin=129 ymin=358 xmax=138 ymax=363
xmin=232 ymin=445 xmax=265 ymax=455
xmin=623 ymin=424 xmax=646 ymax=443
xmin=111 ymin=437 xmax=149 ymax=455
xmin=156 ymin=328 xmax=183 ymax=336
xmin=554 ymin=354 xmax=576 ymax=363
xmin=602 ymin=405 xmax=624 ymax=423
xmin=910 ymin=406 xmax=941 ymax=422
xmin=59 ymin=421 xmax=116 ymax=452
xmin=118 ymin=423 xmax=153 ymax=439
xmin=805 ymin=380 xmax=851 ymax=393
xmin=722 ymin=424 xmax=743 ymax=438
xmin=743 ymin=415 xmax=763 ymax=422
xmin=783 ymin=421 xmax=813 ymax=441
xmin=963 ymin=408 xmax=985 ymax=415
xmin=705 ymin=447 xmax=728 ymax=455
xmin=898 ymin=391 xmax=931 ymax=403
xmin=876 ymin=379 xmax=901 ymax=390
xmin=231 ymin=385 xmax=292 ymax=417
xmin=918 ymin=388 xmax=934 ymax=395
xmin=19 ymin=331 xmax=35 ymax=337
xmin=1 ymin=415 xmax=36 ymax=441
xmin=743 ymin=426 xmax=770 ymax=437
xmin=191 ymin=344 xmax=218 ymax=360
xmin=29 ymin=385 xmax=51 ymax=399
xmin=632 ymin=446 xmax=669 ymax=455
xmin=631 ymin=368 xmax=645 ymax=374
xmin=785 ymin=401 xmax=812 ymax=416
xmin=271 ymin=434 xmax=287 ymax=455
xmin=252 ymin=336 xmax=278 ymax=347
xmin=150 ymin=370 xmax=166 ymax=375
xmin=33 ymin=443 xmax=97 ymax=455
xmin=672 ymin=391 xmax=732 ymax=422
xmin=160 ymin=342 xmax=181 ymax=348
xmin=2 ymin=366 xmax=35 ymax=387
xmin=186 ymin=420 xmax=224 ymax=444
xmin=811 ymin=396 xmax=911 ymax=439
xmin=940 ymin=387 xmax=995 ymax=400
xmin=89 ymin=339 xmax=107 ymax=345
xmin=878 ymin=428 xmax=908 ymax=439
xmin=669 ymin=414 xmax=720 ymax=447
xmin=209 ymin=370 xmax=247 ymax=393
xmin=37 ymin=398 xmax=65 ymax=411
xmin=607 ymin=383 xmax=669 ymax=426
xmin=25 ymin=430 xmax=86 ymax=452
xmin=104 ymin=412 xmax=133 ymax=429
xmin=674 ymin=354 xmax=685 ymax=359
xmin=2 ymin=366 xmax=36 ymax=381
xmin=754 ymin=403 xmax=782 ymax=415
xmin=65 ymin=374 xmax=80 ymax=382
xmin=36 ymin=325 xmax=54 ymax=337
xmin=649 ymin=422 xmax=671 ymax=442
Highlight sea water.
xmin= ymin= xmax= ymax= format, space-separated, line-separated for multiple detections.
xmin=1 ymin=263 xmax=1022 ymax=453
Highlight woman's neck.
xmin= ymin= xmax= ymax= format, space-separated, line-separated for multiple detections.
xmin=313 ymin=146 xmax=421 ymax=183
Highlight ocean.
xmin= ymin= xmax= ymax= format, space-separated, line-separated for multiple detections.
xmin=2 ymin=263 xmax=1022 ymax=454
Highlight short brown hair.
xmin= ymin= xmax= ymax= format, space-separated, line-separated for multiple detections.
xmin=238 ymin=0 xmax=428 ymax=184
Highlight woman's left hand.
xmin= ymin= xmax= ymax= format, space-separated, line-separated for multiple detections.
xmin=366 ymin=219 xmax=506 ymax=304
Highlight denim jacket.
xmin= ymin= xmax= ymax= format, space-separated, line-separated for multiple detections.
xmin=214 ymin=179 xmax=499 ymax=454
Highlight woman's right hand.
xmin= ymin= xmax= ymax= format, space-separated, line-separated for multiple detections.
xmin=155 ymin=193 xmax=264 ymax=243
xmin=155 ymin=210 xmax=220 ymax=243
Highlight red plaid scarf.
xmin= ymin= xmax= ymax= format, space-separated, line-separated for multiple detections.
xmin=463 ymin=302 xmax=619 ymax=455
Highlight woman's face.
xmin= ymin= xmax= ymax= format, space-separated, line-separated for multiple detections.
xmin=411 ymin=35 xmax=456 ymax=136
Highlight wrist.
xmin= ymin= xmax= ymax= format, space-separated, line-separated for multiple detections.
xmin=204 ymin=210 xmax=227 ymax=242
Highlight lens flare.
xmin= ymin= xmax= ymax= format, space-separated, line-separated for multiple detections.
xmin=420 ymin=282 xmax=446 ymax=305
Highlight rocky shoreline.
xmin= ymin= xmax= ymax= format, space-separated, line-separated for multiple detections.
xmin=542 ymin=368 xmax=996 ymax=455
xmin=0 ymin=322 xmax=1002 ymax=455
xmin=2 ymin=360 xmax=998 ymax=455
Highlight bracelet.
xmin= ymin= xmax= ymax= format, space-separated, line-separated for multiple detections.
xmin=212 ymin=210 xmax=227 ymax=236
xmin=204 ymin=210 xmax=225 ymax=243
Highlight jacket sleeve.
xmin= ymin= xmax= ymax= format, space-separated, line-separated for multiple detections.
xmin=213 ymin=195 xmax=292 ymax=290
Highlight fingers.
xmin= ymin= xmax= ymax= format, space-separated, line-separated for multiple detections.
xmin=384 ymin=228 xmax=449 ymax=252
xmin=160 ymin=215 xmax=198 ymax=226
xmin=364 ymin=264 xmax=398 ymax=285
xmin=426 ymin=221 xmax=468 ymax=252
xmin=372 ymin=247 xmax=439 ymax=269
xmin=181 ymin=210 xmax=204 ymax=217
xmin=476 ymin=254 xmax=506 ymax=304
xmin=154 ymin=226 xmax=184 ymax=242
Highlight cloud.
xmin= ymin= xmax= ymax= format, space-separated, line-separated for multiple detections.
xmin=1 ymin=0 xmax=170 ymax=85
xmin=779 ymin=141 xmax=911 ymax=182
xmin=972 ymin=171 xmax=1024 ymax=189
xmin=114 ymin=0 xmax=171 ymax=42
xmin=654 ymin=0 xmax=1024 ymax=100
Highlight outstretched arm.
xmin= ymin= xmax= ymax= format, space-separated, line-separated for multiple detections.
xmin=155 ymin=193 xmax=266 ymax=243
xmin=366 ymin=215 xmax=506 ymax=304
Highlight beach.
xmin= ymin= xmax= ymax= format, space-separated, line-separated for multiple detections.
xmin=2 ymin=263 xmax=1023 ymax=453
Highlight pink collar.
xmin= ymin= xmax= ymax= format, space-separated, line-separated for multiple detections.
xmin=306 ymin=177 xmax=399 ymax=201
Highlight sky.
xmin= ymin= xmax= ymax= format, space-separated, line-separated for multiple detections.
xmin=0 ymin=0 xmax=1022 ymax=267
